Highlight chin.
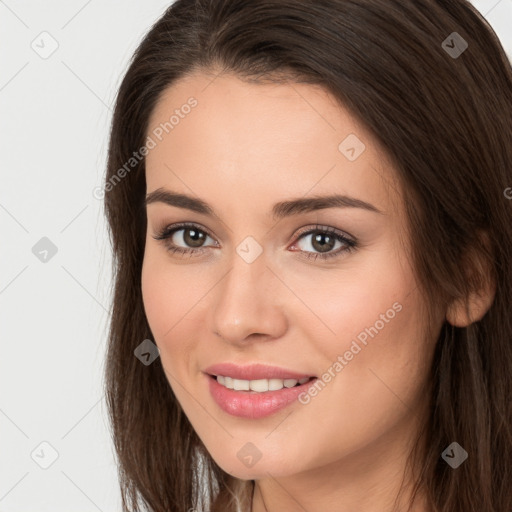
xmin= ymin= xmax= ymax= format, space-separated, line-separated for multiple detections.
xmin=205 ymin=446 xmax=297 ymax=480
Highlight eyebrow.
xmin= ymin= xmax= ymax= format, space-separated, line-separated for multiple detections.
xmin=145 ymin=187 xmax=383 ymax=219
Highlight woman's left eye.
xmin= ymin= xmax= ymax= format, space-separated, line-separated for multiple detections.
xmin=152 ymin=223 xmax=357 ymax=261
xmin=291 ymin=226 xmax=357 ymax=261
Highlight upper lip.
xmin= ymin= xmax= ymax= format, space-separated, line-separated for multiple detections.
xmin=204 ymin=363 xmax=316 ymax=381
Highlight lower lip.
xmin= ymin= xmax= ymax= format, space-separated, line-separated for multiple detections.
xmin=206 ymin=374 xmax=317 ymax=419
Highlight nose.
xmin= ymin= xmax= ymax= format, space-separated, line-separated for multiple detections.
xmin=210 ymin=251 xmax=288 ymax=345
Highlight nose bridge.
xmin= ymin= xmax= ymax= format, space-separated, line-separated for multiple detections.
xmin=211 ymin=247 xmax=287 ymax=343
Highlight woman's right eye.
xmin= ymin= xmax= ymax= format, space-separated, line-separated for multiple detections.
xmin=153 ymin=223 xmax=218 ymax=257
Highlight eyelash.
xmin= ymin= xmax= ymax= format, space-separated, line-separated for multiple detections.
xmin=152 ymin=222 xmax=357 ymax=261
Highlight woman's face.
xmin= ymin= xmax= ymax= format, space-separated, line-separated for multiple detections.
xmin=141 ymin=70 xmax=443 ymax=480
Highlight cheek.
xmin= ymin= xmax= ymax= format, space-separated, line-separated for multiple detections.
xmin=284 ymin=291 xmax=432 ymax=472
xmin=317 ymin=286 xmax=430 ymax=426
xmin=140 ymin=247 xmax=215 ymax=384
xmin=141 ymin=249 xmax=200 ymax=340
xmin=141 ymin=257 xmax=174 ymax=339
xmin=295 ymin=252 xmax=430 ymax=413
xmin=290 ymin=251 xmax=415 ymax=362
xmin=141 ymin=251 xmax=194 ymax=377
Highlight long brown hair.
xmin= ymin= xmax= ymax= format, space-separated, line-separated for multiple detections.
xmin=103 ymin=1 xmax=512 ymax=511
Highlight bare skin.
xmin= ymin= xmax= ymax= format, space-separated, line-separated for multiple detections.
xmin=140 ymin=70 xmax=494 ymax=512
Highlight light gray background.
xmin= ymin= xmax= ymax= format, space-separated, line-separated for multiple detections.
xmin=1 ymin=1 xmax=511 ymax=510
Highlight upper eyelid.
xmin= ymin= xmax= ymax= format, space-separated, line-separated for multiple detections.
xmin=158 ymin=222 xmax=216 ymax=241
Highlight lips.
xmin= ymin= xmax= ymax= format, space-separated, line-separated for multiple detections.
xmin=206 ymin=373 xmax=317 ymax=419
xmin=204 ymin=362 xmax=316 ymax=381
xmin=203 ymin=363 xmax=318 ymax=418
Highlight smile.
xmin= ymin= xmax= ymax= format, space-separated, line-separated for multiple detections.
xmin=206 ymin=373 xmax=318 ymax=419
xmin=213 ymin=375 xmax=313 ymax=392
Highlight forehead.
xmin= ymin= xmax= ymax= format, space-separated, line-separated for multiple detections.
xmin=145 ymin=71 xmax=401 ymax=220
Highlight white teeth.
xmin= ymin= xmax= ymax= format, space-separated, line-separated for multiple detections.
xmin=249 ymin=379 xmax=268 ymax=392
xmin=215 ymin=375 xmax=311 ymax=392
xmin=268 ymin=378 xmax=284 ymax=391
xmin=233 ymin=378 xmax=250 ymax=391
